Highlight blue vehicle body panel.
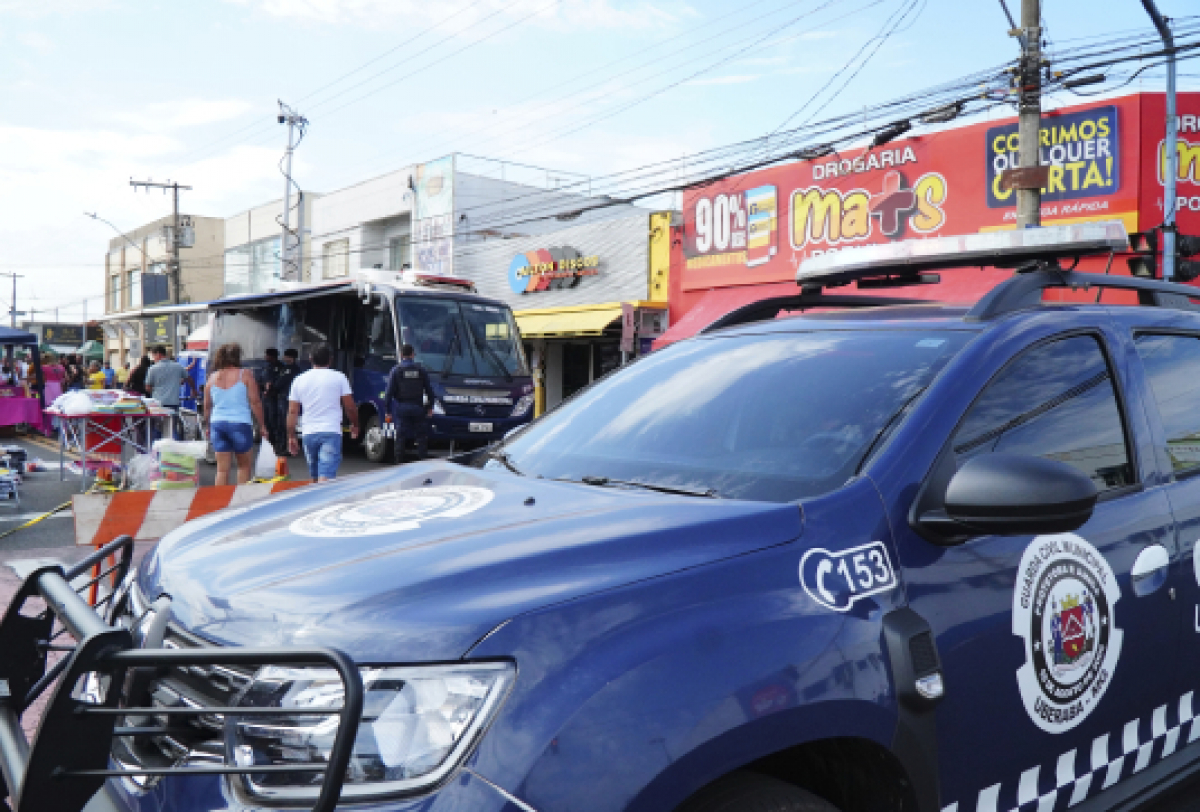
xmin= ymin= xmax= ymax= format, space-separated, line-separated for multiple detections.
xmin=465 ymin=478 xmax=901 ymax=812
xmin=108 ymin=300 xmax=1200 ymax=812
xmin=139 ymin=464 xmax=804 ymax=663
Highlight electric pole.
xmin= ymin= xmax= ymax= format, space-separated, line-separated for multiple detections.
xmin=1142 ymin=0 xmax=1178 ymax=280
xmin=0 ymin=274 xmax=23 ymax=328
xmin=129 ymin=179 xmax=191 ymax=304
xmin=278 ymin=101 xmax=308 ymax=283
xmin=1015 ymin=0 xmax=1044 ymax=228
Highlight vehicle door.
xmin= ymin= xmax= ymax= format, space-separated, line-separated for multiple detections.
xmin=1129 ymin=329 xmax=1200 ymax=716
xmin=892 ymin=329 xmax=1179 ymax=812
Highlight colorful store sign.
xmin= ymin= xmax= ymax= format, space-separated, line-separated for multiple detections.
xmin=678 ymin=95 xmax=1177 ymax=293
xmin=508 ymin=247 xmax=600 ymax=294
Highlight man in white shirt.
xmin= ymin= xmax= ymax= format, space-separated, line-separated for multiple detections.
xmin=286 ymin=345 xmax=359 ymax=482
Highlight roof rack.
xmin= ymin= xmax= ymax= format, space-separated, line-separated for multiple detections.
xmin=966 ymin=267 xmax=1200 ymax=320
xmin=701 ymin=291 xmax=929 ymax=333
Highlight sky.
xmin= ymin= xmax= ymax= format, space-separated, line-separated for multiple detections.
xmin=0 ymin=0 xmax=1196 ymax=323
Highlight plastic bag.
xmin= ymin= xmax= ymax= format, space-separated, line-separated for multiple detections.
xmin=152 ymin=439 xmax=208 ymax=459
xmin=57 ymin=391 xmax=95 ymax=415
xmin=254 ymin=438 xmax=278 ymax=480
xmin=127 ymin=454 xmax=161 ymax=491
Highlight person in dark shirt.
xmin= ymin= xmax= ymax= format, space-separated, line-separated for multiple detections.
xmin=256 ymin=348 xmax=284 ymax=451
xmin=127 ymin=356 xmax=152 ymax=396
xmin=269 ymin=349 xmax=301 ymax=453
xmin=384 ymin=344 xmax=438 ymax=463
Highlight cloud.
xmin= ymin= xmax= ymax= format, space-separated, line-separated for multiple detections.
xmin=223 ymin=0 xmax=685 ymax=30
xmin=0 ymin=0 xmax=110 ymax=15
xmin=18 ymin=31 xmax=54 ymax=53
xmin=0 ymin=121 xmax=282 ymax=317
xmin=109 ymin=99 xmax=254 ymax=133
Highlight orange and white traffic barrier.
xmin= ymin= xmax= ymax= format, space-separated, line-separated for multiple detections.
xmin=72 ymin=481 xmax=309 ymax=547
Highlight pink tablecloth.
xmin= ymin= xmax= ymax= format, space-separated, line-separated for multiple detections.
xmin=0 ymin=398 xmax=43 ymax=427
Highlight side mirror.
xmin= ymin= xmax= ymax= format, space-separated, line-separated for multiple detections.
xmin=920 ymin=453 xmax=1098 ymax=538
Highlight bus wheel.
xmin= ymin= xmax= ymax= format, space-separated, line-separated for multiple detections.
xmin=362 ymin=414 xmax=391 ymax=463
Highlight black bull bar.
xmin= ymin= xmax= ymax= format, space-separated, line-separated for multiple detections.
xmin=0 ymin=535 xmax=364 ymax=812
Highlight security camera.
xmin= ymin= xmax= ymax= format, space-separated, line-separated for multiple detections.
xmin=277 ymin=115 xmax=286 ymax=124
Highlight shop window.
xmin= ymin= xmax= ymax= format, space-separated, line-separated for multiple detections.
xmin=324 ymin=239 xmax=350 ymax=278
xmin=389 ymin=236 xmax=411 ymax=271
xmin=562 ymin=344 xmax=591 ymax=400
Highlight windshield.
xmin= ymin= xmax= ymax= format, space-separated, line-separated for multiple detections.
xmin=396 ymin=297 xmax=528 ymax=378
xmin=498 ymin=330 xmax=972 ymax=502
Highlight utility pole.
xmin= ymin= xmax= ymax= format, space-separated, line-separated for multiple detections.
xmin=130 ymin=178 xmax=191 ymax=351
xmin=1015 ymin=0 xmax=1044 ymax=228
xmin=0 ymin=274 xmax=23 ymax=328
xmin=1142 ymin=0 xmax=1178 ymax=280
xmin=278 ymin=101 xmax=308 ymax=283
xmin=129 ymin=179 xmax=191 ymax=304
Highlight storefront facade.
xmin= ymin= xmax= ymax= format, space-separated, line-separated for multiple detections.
xmin=457 ymin=210 xmax=673 ymax=414
xmin=660 ymin=91 xmax=1200 ymax=345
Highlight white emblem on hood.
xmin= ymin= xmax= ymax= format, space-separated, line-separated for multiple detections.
xmin=290 ymin=486 xmax=495 ymax=538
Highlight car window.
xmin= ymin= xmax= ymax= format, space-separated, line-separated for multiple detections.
xmin=498 ymin=330 xmax=972 ymax=502
xmin=1134 ymin=333 xmax=1200 ymax=474
xmin=952 ymin=334 xmax=1134 ymax=492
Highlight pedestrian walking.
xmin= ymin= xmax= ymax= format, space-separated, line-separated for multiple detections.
xmin=204 ymin=343 xmax=265 ymax=486
xmin=287 ymin=344 xmax=358 ymax=482
xmin=116 ymin=361 xmax=130 ymax=388
xmin=102 ymin=361 xmax=115 ymax=388
xmin=127 ymin=356 xmax=152 ymax=396
xmin=271 ymin=348 xmax=301 ymax=454
xmin=385 ymin=343 xmax=438 ymax=463
xmin=145 ymin=345 xmax=187 ymax=437
xmin=64 ymin=355 xmax=83 ymax=391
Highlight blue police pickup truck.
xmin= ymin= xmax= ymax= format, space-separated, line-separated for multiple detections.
xmin=6 ymin=221 xmax=1200 ymax=812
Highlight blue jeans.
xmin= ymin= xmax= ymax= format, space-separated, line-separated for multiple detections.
xmin=302 ymin=432 xmax=342 ymax=480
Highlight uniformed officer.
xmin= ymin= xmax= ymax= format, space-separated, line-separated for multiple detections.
xmin=385 ymin=344 xmax=438 ymax=463
xmin=255 ymin=348 xmax=284 ymax=449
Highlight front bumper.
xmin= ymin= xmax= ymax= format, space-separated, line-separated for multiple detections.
xmin=95 ymin=766 xmax=530 ymax=812
xmin=430 ymin=415 xmax=529 ymax=441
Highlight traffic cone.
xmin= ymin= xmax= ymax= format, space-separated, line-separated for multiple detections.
xmin=275 ymin=457 xmax=288 ymax=480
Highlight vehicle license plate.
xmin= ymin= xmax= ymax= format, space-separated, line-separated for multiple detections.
xmin=469 ymin=422 xmax=493 ymax=433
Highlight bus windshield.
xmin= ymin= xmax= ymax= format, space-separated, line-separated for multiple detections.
xmin=396 ymin=296 xmax=528 ymax=378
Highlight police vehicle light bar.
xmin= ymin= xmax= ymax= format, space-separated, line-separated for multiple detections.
xmin=796 ymin=222 xmax=1130 ymax=288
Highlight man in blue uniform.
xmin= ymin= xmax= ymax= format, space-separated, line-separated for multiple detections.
xmin=385 ymin=343 xmax=438 ymax=464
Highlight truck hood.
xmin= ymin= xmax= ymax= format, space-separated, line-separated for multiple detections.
xmin=140 ymin=463 xmax=803 ymax=662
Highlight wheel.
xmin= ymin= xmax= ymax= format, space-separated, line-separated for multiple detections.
xmin=677 ymin=772 xmax=841 ymax=812
xmin=361 ymin=413 xmax=391 ymax=464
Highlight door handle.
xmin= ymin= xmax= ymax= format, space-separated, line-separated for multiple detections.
xmin=1131 ymin=544 xmax=1170 ymax=597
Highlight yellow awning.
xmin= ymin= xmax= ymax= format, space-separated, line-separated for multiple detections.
xmin=514 ymin=302 xmax=665 ymax=339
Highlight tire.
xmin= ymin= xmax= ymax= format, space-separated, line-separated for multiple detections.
xmin=677 ymin=772 xmax=841 ymax=812
xmin=361 ymin=413 xmax=391 ymax=464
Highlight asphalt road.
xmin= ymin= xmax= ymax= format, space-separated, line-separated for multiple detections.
xmin=1 ymin=432 xmax=1199 ymax=810
xmin=0 ymin=432 xmax=424 ymax=551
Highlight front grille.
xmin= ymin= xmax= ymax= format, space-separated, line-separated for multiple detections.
xmin=444 ymin=403 xmax=511 ymax=418
xmin=112 ymin=587 xmax=255 ymax=781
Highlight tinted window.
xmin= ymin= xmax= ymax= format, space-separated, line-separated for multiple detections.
xmin=498 ymin=330 xmax=972 ymax=502
xmin=396 ymin=297 xmax=527 ymax=378
xmin=952 ymin=334 xmax=1133 ymax=492
xmin=1135 ymin=333 xmax=1200 ymax=473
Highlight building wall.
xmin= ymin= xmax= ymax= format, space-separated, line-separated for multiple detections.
xmin=454 ymin=211 xmax=655 ymax=308
xmin=224 ymin=195 xmax=319 ymax=294
xmin=453 ymin=173 xmax=644 ymax=242
xmin=311 ymin=168 xmax=415 ymax=280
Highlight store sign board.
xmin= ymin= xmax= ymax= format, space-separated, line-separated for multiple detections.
xmin=144 ymin=316 xmax=173 ymax=345
xmin=681 ymin=96 xmax=1144 ymax=291
xmin=508 ymin=246 xmax=600 ymax=294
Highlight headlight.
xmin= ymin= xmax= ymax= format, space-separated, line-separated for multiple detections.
xmin=227 ymin=662 xmax=514 ymax=801
xmin=432 ymin=400 xmax=445 ymax=416
xmin=510 ymin=394 xmax=534 ymax=418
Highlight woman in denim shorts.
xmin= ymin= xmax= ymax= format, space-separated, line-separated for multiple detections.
xmin=203 ymin=343 xmax=265 ymax=486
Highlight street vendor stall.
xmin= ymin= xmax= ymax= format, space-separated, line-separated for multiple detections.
xmin=0 ymin=326 xmax=47 ymax=432
xmin=44 ymin=390 xmax=172 ymax=492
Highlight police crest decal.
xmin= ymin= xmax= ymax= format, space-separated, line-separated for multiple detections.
xmin=1014 ymin=533 xmax=1123 ymax=734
